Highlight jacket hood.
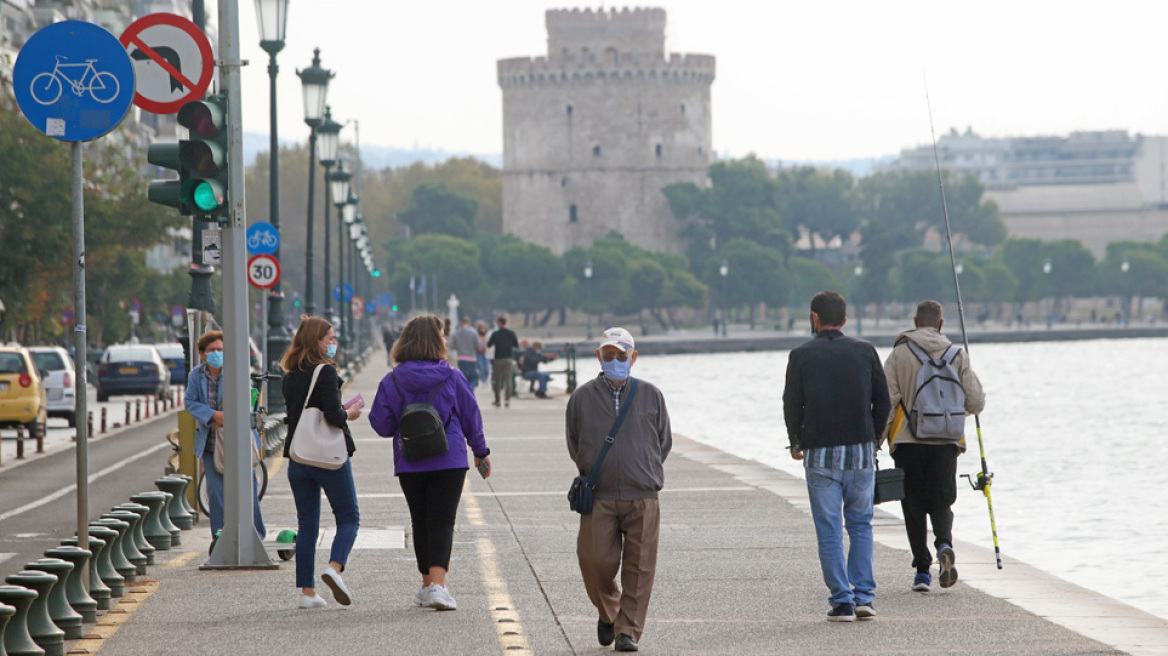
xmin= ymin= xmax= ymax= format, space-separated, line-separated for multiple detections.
xmin=391 ymin=359 xmax=457 ymax=393
xmin=895 ymin=326 xmax=953 ymax=355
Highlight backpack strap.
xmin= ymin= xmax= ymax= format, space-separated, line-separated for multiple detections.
xmin=585 ymin=378 xmax=638 ymax=486
xmin=940 ymin=345 xmax=961 ymax=366
xmin=905 ymin=340 xmax=932 ymax=365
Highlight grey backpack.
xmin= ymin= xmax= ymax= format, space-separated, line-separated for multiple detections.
xmin=905 ymin=341 xmax=966 ymax=441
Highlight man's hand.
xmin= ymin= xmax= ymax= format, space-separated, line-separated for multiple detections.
xmin=211 ymin=410 xmax=224 ymax=428
xmin=788 ymin=446 xmax=803 ymax=461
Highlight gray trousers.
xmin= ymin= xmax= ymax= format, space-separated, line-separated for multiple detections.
xmin=491 ymin=358 xmax=514 ymax=403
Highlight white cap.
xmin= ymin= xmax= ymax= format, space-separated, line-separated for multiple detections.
xmin=599 ymin=327 xmax=635 ymax=353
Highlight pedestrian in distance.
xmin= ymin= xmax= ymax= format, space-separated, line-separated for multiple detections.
xmin=449 ymin=317 xmax=481 ymax=388
xmin=184 ymin=330 xmax=266 ymax=547
xmin=883 ymin=300 xmax=985 ymax=592
xmin=281 ymin=316 xmax=361 ymax=609
xmin=369 ymin=314 xmax=491 ymax=612
xmin=520 ymin=340 xmax=559 ymax=398
xmin=487 ymin=314 xmax=520 ymax=408
xmin=475 ymin=321 xmax=491 ymax=383
xmin=567 ymin=327 xmax=673 ymax=652
xmin=783 ymin=291 xmax=890 ymax=622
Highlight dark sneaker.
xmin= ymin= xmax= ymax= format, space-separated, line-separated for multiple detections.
xmin=597 ymin=619 xmax=615 ymax=646
xmin=855 ymin=604 xmax=876 ymax=620
xmin=912 ymin=572 xmax=932 ymax=592
xmin=827 ymin=603 xmax=856 ymax=622
xmin=614 ymin=633 xmax=639 ymax=651
xmin=938 ymin=545 xmax=958 ymax=588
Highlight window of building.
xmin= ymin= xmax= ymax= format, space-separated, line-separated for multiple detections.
xmin=655 ymin=144 xmax=662 ymax=157
xmin=569 ymin=204 xmax=578 ymax=223
xmin=593 ymin=145 xmax=601 ymax=157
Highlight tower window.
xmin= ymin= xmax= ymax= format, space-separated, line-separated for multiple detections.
xmin=566 ymin=104 xmax=573 ymax=116
xmin=569 ymin=204 xmax=578 ymax=223
xmin=655 ymin=144 xmax=662 ymax=158
xmin=593 ymin=145 xmax=601 ymax=157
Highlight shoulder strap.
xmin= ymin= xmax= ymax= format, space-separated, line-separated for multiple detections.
xmin=905 ymin=340 xmax=931 ymax=365
xmin=302 ymin=364 xmax=326 ymax=413
xmin=940 ymin=345 xmax=961 ymax=366
xmin=585 ymin=378 xmax=639 ymax=486
xmin=425 ymin=374 xmax=450 ymax=403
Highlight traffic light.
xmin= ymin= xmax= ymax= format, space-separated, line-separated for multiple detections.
xmin=178 ymin=94 xmax=229 ymax=221
xmin=146 ymin=139 xmax=190 ymax=214
xmin=372 ymin=269 xmax=381 ymax=277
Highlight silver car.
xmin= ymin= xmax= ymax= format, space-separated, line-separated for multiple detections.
xmin=28 ymin=346 xmax=77 ymax=427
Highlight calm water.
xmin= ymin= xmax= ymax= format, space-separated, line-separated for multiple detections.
xmin=631 ymin=337 xmax=1168 ymax=621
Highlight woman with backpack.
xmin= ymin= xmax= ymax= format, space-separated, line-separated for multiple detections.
xmin=368 ymin=314 xmax=491 ymax=611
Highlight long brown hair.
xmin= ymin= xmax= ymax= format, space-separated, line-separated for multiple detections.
xmin=391 ymin=314 xmax=447 ymax=363
xmin=281 ymin=315 xmax=335 ymax=372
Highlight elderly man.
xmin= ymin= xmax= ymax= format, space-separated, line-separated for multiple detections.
xmin=783 ymin=291 xmax=890 ymax=622
xmin=567 ymin=327 xmax=672 ymax=652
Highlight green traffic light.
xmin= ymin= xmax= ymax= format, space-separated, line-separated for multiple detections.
xmin=190 ymin=180 xmax=223 ymax=211
xmin=372 ymin=269 xmax=381 ymax=277
xmin=392 ymin=305 xmax=398 ymax=312
xmin=293 ymin=301 xmax=301 ymax=307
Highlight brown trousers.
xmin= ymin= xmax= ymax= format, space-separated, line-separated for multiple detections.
xmin=576 ymin=498 xmax=660 ymax=642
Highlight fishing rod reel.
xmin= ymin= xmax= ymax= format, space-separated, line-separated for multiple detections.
xmin=961 ymin=471 xmax=993 ymax=494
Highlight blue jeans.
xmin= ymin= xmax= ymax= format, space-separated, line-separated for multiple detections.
xmin=457 ymin=360 xmax=480 ymax=388
xmin=287 ymin=459 xmax=360 ymax=589
xmin=201 ymin=452 xmax=266 ymax=541
xmin=477 ymin=353 xmax=490 ymax=382
xmin=522 ymin=370 xmax=550 ymax=394
xmin=805 ymin=466 xmax=875 ymax=607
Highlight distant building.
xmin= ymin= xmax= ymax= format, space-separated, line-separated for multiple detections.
xmin=896 ymin=128 xmax=1168 ymax=257
xmin=497 ymin=7 xmax=715 ymax=254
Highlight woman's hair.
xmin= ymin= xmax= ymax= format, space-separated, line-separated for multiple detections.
xmin=281 ymin=315 xmax=335 ymax=373
xmin=391 ymin=314 xmax=447 ymax=363
xmin=197 ymin=330 xmax=223 ymax=354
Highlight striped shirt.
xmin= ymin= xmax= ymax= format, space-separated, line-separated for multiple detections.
xmin=803 ymin=441 xmax=874 ymax=470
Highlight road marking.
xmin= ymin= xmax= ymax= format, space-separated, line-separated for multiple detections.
xmin=0 ymin=441 xmax=170 ymax=524
xmin=165 ymin=550 xmax=201 ymax=568
xmin=0 ymin=553 xmax=15 ymax=565
xmin=67 ymin=579 xmax=159 ymax=654
xmin=463 ymin=486 xmax=533 ymax=655
xmin=318 ymin=527 xmax=405 ymax=550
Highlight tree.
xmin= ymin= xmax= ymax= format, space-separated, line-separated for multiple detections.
xmin=384 ymin=234 xmax=486 ymax=312
xmin=398 ymin=182 xmax=478 ymax=239
xmin=708 ymin=238 xmax=790 ymax=328
xmin=857 ymin=170 xmax=1005 ymax=251
xmin=775 ymin=166 xmax=858 ymax=253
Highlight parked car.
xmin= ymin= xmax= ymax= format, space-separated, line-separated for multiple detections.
xmin=28 ymin=346 xmax=77 ymax=427
xmin=154 ymin=342 xmax=188 ymax=386
xmin=96 ymin=344 xmax=171 ymax=402
xmin=0 ymin=344 xmax=48 ymax=438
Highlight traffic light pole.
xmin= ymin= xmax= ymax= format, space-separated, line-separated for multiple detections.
xmin=70 ymin=142 xmax=90 ymax=587
xmin=203 ymin=0 xmax=274 ymax=569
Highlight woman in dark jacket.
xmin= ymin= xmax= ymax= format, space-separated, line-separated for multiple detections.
xmin=369 ymin=314 xmax=491 ymax=611
xmin=281 ymin=316 xmax=361 ymax=610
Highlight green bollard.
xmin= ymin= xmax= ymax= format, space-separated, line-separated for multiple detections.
xmin=92 ymin=519 xmax=136 ymax=581
xmin=113 ymin=503 xmax=156 ymax=566
xmin=84 ymin=526 xmax=124 ymax=598
xmin=0 ymin=602 xmax=17 ymax=656
xmin=101 ymin=512 xmax=147 ymax=575
xmin=59 ymin=537 xmax=110 ymax=611
xmin=152 ymin=491 xmax=182 ymax=545
xmin=5 ymin=572 xmax=63 ymax=656
xmin=156 ymin=477 xmax=194 ymax=530
xmin=169 ymin=473 xmax=197 ymax=517
xmin=0 ymin=586 xmax=42 ymax=656
xmin=130 ymin=493 xmax=172 ymax=550
xmin=24 ymin=560 xmax=81 ymax=641
xmin=42 ymin=547 xmax=96 ymax=624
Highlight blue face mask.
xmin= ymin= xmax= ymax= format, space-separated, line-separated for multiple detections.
xmin=325 ymin=343 xmax=338 ymax=358
xmin=600 ymin=356 xmax=631 ymax=382
xmin=205 ymin=351 xmax=223 ymax=368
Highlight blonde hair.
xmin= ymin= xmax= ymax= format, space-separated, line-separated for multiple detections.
xmin=391 ymin=314 xmax=447 ymax=363
xmin=281 ymin=315 xmax=335 ymax=373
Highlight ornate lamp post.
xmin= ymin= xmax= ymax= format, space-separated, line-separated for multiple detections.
xmin=584 ymin=259 xmax=593 ymax=340
xmin=339 ymin=190 xmax=358 ymax=356
xmin=719 ymin=259 xmax=729 ymax=337
xmin=296 ymin=49 xmax=333 ymax=315
xmin=1121 ymin=257 xmax=1130 ymax=325
xmin=329 ymin=163 xmax=352 ymax=341
xmin=853 ymin=264 xmax=863 ymax=335
xmin=1042 ymin=257 xmax=1053 ymax=329
xmin=317 ymin=109 xmax=343 ymax=317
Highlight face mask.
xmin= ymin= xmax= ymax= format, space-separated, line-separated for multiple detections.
xmin=325 ymin=343 xmax=338 ymax=358
xmin=600 ymin=357 xmax=631 ymax=382
xmin=205 ymin=351 xmax=223 ymax=368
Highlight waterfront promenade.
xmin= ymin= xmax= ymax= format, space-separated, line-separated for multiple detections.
xmin=77 ymin=357 xmax=1166 ymax=655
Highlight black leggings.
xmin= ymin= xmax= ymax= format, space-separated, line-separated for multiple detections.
xmin=398 ymin=468 xmax=467 ymax=575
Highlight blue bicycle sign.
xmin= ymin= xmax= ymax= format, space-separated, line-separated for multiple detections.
xmin=246 ymin=222 xmax=280 ymax=256
xmin=30 ymin=55 xmax=121 ymax=105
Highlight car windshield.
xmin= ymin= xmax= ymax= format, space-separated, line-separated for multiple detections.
xmin=32 ymin=351 xmax=66 ymax=371
xmin=0 ymin=352 xmax=28 ymax=374
xmin=155 ymin=345 xmax=184 ymax=359
xmin=106 ymin=348 xmax=155 ymax=363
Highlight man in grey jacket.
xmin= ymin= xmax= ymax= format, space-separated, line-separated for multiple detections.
xmin=567 ymin=327 xmax=672 ymax=652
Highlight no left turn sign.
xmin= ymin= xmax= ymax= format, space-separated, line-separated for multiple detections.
xmin=120 ymin=13 xmax=214 ymax=115
xmin=247 ymin=254 xmax=280 ymax=289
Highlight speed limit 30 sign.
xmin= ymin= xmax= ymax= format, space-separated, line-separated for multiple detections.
xmin=247 ymin=254 xmax=280 ymax=289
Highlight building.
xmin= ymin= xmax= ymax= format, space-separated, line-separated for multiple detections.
xmin=497 ymin=7 xmax=715 ymax=254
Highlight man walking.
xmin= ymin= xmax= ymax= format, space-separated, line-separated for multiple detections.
xmin=783 ymin=291 xmax=890 ymax=622
xmin=449 ymin=317 xmax=482 ymax=387
xmin=883 ymin=300 xmax=985 ymax=592
xmin=567 ymin=327 xmax=672 ymax=652
xmin=487 ymin=315 xmax=519 ymax=407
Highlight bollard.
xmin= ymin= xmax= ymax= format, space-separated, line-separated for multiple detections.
xmin=153 ymin=490 xmax=182 ymax=545
xmin=0 ymin=585 xmax=42 ymax=656
xmin=35 ymin=421 xmax=43 ymax=454
xmin=169 ymin=473 xmax=197 ymax=518
xmin=85 ymin=525 xmax=125 ymax=598
xmin=91 ymin=519 xmax=136 ymax=582
xmin=60 ymin=536 xmax=111 ymax=610
xmin=135 ymin=399 xmax=141 ymax=423
xmin=144 ymin=395 xmax=151 ymax=419
xmin=178 ymin=388 xmax=184 ymax=408
xmin=113 ymin=503 xmax=155 ymax=566
xmin=86 ymin=411 xmax=93 ymax=441
xmin=101 ymin=512 xmax=147 ymax=575
xmin=129 ymin=493 xmax=172 ymax=550
xmin=153 ymin=396 xmax=159 ymax=417
xmin=156 ymin=477 xmax=194 ymax=530
xmin=0 ymin=603 xmax=17 ymax=655
xmin=25 ymin=559 xmax=82 ymax=641
xmin=101 ymin=406 xmax=107 ymax=433
xmin=124 ymin=401 xmax=130 ymax=426
xmin=42 ymin=547 xmax=96 ymax=623
xmin=5 ymin=571 xmax=64 ymax=656
xmin=16 ymin=423 xmax=25 ymax=460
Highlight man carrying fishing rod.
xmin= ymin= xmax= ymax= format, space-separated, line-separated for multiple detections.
xmin=883 ymin=300 xmax=985 ymax=592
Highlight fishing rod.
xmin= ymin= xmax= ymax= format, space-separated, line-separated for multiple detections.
xmin=924 ymin=73 xmax=1004 ymax=570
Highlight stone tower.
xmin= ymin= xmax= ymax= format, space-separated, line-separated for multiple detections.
xmin=497 ymin=7 xmax=715 ymax=254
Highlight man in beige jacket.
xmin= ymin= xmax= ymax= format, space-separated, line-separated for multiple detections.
xmin=883 ymin=300 xmax=985 ymax=592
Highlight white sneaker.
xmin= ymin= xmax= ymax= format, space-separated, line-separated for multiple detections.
xmin=298 ymin=593 xmax=327 ymax=609
xmin=413 ymin=585 xmax=431 ymax=607
xmin=321 ymin=568 xmax=352 ymax=606
xmin=427 ymin=584 xmax=457 ymax=611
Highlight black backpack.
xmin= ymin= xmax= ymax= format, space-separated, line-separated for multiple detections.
xmin=392 ymin=372 xmax=451 ymax=461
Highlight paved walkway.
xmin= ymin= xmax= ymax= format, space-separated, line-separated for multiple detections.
xmin=73 ymin=356 xmax=1167 ymax=655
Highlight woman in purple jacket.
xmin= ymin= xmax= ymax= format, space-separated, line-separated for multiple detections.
xmin=369 ymin=314 xmax=491 ymax=611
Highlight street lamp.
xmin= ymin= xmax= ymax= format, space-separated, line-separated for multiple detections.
xmin=1042 ymin=257 xmax=1052 ymax=329
xmin=329 ymin=162 xmax=352 ymax=336
xmin=1121 ymin=257 xmax=1131 ymax=325
xmin=853 ymin=264 xmax=863 ymax=335
xmin=583 ymin=259 xmax=593 ymax=340
xmin=255 ymin=0 xmax=290 ymax=412
xmin=340 ymin=194 xmax=357 ymax=354
xmin=317 ymin=107 xmax=344 ymax=318
xmin=719 ymin=259 xmax=729 ymax=337
xmin=297 ymin=49 xmax=334 ymax=315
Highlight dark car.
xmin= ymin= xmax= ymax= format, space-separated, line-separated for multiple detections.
xmin=96 ymin=345 xmax=171 ymax=402
xmin=154 ymin=342 xmax=188 ymax=386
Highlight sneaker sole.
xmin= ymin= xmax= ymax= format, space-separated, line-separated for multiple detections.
xmin=429 ymin=599 xmax=457 ymax=611
xmin=938 ymin=547 xmax=958 ymax=588
xmin=912 ymin=583 xmax=931 ymax=592
xmin=855 ymin=609 xmax=876 ymax=620
xmin=827 ymin=615 xmax=856 ymax=622
xmin=322 ymin=573 xmax=352 ymax=606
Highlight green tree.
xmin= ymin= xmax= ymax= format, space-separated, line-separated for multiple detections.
xmin=384 ymin=234 xmax=486 ymax=313
xmin=775 ymin=166 xmax=858 ymax=253
xmin=398 ymin=182 xmax=478 ymax=239
xmin=857 ymin=170 xmax=1005 ymax=250
xmin=708 ymin=238 xmax=790 ymax=328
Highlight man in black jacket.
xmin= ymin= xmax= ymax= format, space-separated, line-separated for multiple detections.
xmin=487 ymin=315 xmax=520 ymax=408
xmin=783 ymin=291 xmax=890 ymax=622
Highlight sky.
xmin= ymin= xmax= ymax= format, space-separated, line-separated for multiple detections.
xmin=232 ymin=0 xmax=1168 ymax=164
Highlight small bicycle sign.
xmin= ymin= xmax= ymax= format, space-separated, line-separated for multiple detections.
xmin=247 ymin=254 xmax=280 ymax=289
xmin=30 ymin=55 xmax=121 ymax=105
xmin=245 ymin=222 xmax=279 ymax=255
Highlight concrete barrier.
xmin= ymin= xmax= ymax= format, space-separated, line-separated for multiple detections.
xmin=0 ymin=585 xmax=41 ymax=656
xmin=59 ymin=536 xmax=111 ymax=610
xmin=42 ymin=547 xmax=96 ymax=623
xmin=5 ymin=571 xmax=63 ymax=656
xmin=24 ymin=559 xmax=81 ymax=641
xmin=113 ymin=503 xmax=156 ymax=566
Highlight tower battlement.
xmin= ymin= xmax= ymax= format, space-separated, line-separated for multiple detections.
xmin=546 ymin=7 xmax=667 ymax=56
xmin=497 ymin=52 xmax=715 ymax=88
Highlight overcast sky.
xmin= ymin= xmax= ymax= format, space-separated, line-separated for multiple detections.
xmin=234 ymin=0 xmax=1168 ymax=163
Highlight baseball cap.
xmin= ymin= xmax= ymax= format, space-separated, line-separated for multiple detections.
xmin=599 ymin=327 xmax=635 ymax=353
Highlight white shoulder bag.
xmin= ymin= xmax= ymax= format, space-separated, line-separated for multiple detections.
xmin=288 ymin=364 xmax=348 ymax=470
